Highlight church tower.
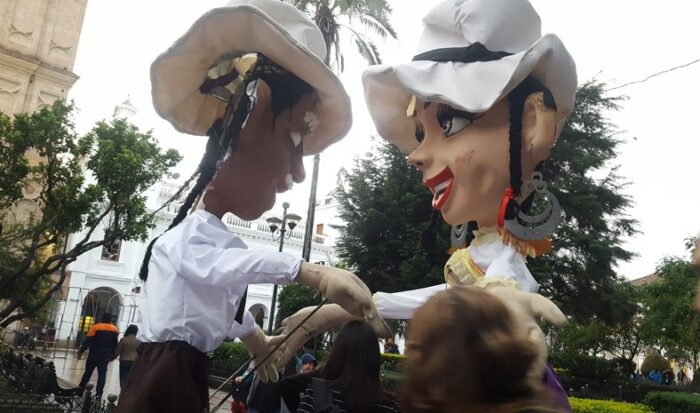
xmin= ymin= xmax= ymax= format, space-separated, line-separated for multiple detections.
xmin=0 ymin=0 xmax=88 ymax=115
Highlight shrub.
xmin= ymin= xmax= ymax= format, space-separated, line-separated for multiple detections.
xmin=551 ymin=352 xmax=621 ymax=381
xmin=643 ymin=391 xmax=700 ymax=413
xmin=210 ymin=341 xmax=249 ymax=376
xmin=560 ymin=374 xmax=691 ymax=403
xmin=381 ymin=353 xmax=406 ymax=372
xmin=569 ymin=397 xmax=654 ymax=413
xmin=640 ymin=354 xmax=670 ymax=376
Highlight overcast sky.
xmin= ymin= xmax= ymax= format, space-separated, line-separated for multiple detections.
xmin=68 ymin=0 xmax=700 ymax=280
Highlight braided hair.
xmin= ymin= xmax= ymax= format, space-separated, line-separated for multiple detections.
xmin=139 ymin=54 xmax=313 ymax=281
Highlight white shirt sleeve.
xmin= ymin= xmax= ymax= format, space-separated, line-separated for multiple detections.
xmin=228 ymin=309 xmax=257 ymax=339
xmin=172 ymin=232 xmax=302 ymax=288
xmin=373 ymin=284 xmax=448 ymax=320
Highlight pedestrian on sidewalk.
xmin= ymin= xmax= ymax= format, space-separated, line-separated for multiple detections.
xmin=78 ymin=312 xmax=118 ymax=398
xmin=112 ymin=324 xmax=140 ymax=389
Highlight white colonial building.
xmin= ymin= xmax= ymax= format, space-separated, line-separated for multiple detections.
xmin=52 ymin=178 xmax=340 ymax=346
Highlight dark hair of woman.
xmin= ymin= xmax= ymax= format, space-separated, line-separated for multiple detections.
xmin=318 ymin=320 xmax=385 ymax=413
xmin=125 ymin=324 xmax=138 ymax=336
xmin=401 ymin=286 xmax=563 ymax=413
xmin=138 ymin=54 xmax=313 ymax=281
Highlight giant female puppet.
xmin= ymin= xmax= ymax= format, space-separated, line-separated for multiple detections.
xmin=116 ymin=1 xmax=389 ymax=412
xmin=279 ymin=0 xmax=577 ymax=411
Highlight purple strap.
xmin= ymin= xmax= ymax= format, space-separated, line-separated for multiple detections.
xmin=543 ymin=364 xmax=572 ymax=413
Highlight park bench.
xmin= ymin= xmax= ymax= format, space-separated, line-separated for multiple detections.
xmin=1 ymin=352 xmax=83 ymax=410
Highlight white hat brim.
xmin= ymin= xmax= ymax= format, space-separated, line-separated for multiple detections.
xmin=151 ymin=4 xmax=351 ymax=155
xmin=362 ymin=34 xmax=576 ymax=153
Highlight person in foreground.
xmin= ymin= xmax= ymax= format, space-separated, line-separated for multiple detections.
xmin=401 ymin=286 xmax=565 ymax=413
xmin=281 ymin=321 xmax=400 ymax=413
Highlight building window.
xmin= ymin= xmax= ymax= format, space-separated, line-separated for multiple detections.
xmin=101 ymin=239 xmax=121 ymax=261
xmin=315 ymin=223 xmax=324 ymax=235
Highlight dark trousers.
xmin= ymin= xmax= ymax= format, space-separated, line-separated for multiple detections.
xmin=116 ymin=341 xmax=209 ymax=413
xmin=79 ymin=356 xmax=109 ymax=397
xmin=118 ymin=360 xmax=134 ymax=389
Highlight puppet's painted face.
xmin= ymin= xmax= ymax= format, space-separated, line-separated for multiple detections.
xmin=205 ymin=80 xmax=312 ymax=220
xmin=408 ymin=98 xmax=511 ymax=227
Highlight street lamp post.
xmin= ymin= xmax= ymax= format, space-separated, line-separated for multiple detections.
xmin=265 ymin=202 xmax=301 ymax=334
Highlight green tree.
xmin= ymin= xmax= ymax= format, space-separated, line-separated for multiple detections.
xmin=336 ymin=141 xmax=450 ymax=292
xmin=275 ymin=283 xmax=320 ymax=329
xmin=0 ymin=100 xmax=181 ymax=328
xmin=640 ymin=255 xmax=700 ymax=374
xmin=523 ymin=80 xmax=637 ymax=322
xmin=552 ymin=282 xmax=643 ymax=362
xmin=336 ymin=81 xmax=637 ymax=323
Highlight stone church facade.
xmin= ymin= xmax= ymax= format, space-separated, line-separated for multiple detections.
xmin=0 ymin=0 xmax=88 ymax=117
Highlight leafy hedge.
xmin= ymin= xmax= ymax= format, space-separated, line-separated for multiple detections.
xmin=561 ymin=374 xmax=692 ymax=403
xmin=550 ymin=352 xmax=623 ymax=381
xmin=569 ymin=397 xmax=654 ymax=413
xmin=381 ymin=353 xmax=405 ymax=372
xmin=643 ymin=391 xmax=700 ymax=413
xmin=210 ymin=342 xmax=250 ymax=377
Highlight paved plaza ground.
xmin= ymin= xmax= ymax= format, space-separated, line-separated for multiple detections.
xmin=28 ymin=347 xmax=230 ymax=410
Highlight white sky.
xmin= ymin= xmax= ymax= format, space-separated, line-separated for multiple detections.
xmin=68 ymin=0 xmax=700 ymax=280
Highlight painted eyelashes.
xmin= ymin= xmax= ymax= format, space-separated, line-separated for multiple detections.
xmin=413 ymin=103 xmax=481 ymax=143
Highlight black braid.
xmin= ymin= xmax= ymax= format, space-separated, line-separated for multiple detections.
xmin=464 ymin=220 xmax=479 ymax=247
xmin=421 ymin=210 xmax=442 ymax=250
xmin=138 ymin=127 xmax=228 ymax=281
xmin=507 ymin=76 xmax=557 ymax=199
xmin=508 ymin=86 xmax=526 ymax=197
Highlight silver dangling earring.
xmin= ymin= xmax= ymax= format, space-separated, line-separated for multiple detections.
xmin=503 ymin=172 xmax=561 ymax=240
xmin=451 ymin=223 xmax=469 ymax=249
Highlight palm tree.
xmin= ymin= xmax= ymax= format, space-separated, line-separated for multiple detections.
xmin=284 ymin=0 xmax=397 ymax=261
xmin=285 ymin=0 xmax=397 ymax=68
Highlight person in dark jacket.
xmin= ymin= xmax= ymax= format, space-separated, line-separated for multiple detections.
xmin=78 ymin=313 xmax=118 ymax=398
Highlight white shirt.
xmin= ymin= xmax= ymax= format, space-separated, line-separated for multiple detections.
xmin=374 ymin=237 xmax=538 ymax=320
xmin=136 ymin=210 xmax=302 ymax=352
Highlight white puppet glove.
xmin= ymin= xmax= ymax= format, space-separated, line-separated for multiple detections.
xmin=275 ymin=304 xmax=360 ymax=368
xmin=485 ymin=285 xmax=567 ymax=381
xmin=240 ymin=325 xmax=285 ymax=383
xmin=295 ymin=262 xmax=391 ymax=338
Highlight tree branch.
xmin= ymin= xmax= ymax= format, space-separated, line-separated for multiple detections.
xmin=0 ymin=263 xmax=71 ymax=329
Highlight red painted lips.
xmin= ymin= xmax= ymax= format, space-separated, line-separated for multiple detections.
xmin=424 ymin=167 xmax=454 ymax=210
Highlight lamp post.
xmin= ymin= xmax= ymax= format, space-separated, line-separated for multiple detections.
xmin=265 ymin=202 xmax=301 ymax=334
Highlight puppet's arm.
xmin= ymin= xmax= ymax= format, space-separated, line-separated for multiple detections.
xmin=295 ymin=262 xmax=390 ymax=337
xmin=373 ymin=283 xmax=448 ymax=319
xmin=275 ymin=304 xmax=359 ymax=366
xmin=239 ymin=324 xmax=286 ymax=383
xmin=485 ymin=285 xmax=566 ymax=380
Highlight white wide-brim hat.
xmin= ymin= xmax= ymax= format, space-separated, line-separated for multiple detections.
xmin=151 ymin=0 xmax=351 ymax=155
xmin=363 ymin=0 xmax=577 ymax=153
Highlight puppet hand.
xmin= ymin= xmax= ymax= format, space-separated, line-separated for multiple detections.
xmin=240 ymin=325 xmax=285 ymax=383
xmin=275 ymin=304 xmax=360 ymax=368
xmin=296 ymin=262 xmax=391 ymax=338
xmin=485 ymin=286 xmax=567 ymax=380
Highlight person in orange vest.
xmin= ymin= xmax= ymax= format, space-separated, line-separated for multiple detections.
xmin=78 ymin=312 xmax=118 ymax=398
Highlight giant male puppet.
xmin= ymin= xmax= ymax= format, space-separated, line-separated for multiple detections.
xmin=117 ymin=1 xmax=389 ymax=412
